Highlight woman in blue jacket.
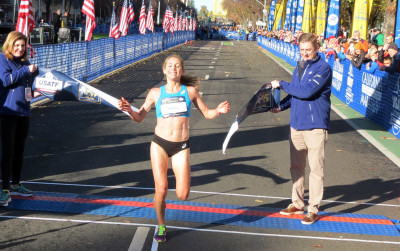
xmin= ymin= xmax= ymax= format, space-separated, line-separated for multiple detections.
xmin=0 ymin=31 xmax=38 ymax=206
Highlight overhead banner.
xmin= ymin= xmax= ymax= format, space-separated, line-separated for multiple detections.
xmin=33 ymin=69 xmax=139 ymax=115
xmin=222 ymin=85 xmax=281 ymax=154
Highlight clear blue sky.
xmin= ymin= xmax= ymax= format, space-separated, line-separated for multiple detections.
xmin=195 ymin=0 xmax=214 ymax=12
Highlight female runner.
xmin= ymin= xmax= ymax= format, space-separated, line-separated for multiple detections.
xmin=119 ymin=54 xmax=230 ymax=242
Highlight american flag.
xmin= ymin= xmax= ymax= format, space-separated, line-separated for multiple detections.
xmin=182 ymin=12 xmax=186 ymax=30
xmin=178 ymin=11 xmax=182 ymax=31
xmin=119 ymin=0 xmax=129 ymax=36
xmin=109 ymin=3 xmax=120 ymax=39
xmin=186 ymin=16 xmax=189 ymax=31
xmin=139 ymin=0 xmax=146 ymax=34
xmin=82 ymin=0 xmax=96 ymax=41
xmin=173 ymin=6 xmax=178 ymax=32
xmin=15 ymin=0 xmax=35 ymax=38
xmin=162 ymin=5 xmax=173 ymax=33
xmin=128 ymin=0 xmax=135 ymax=25
xmin=146 ymin=0 xmax=155 ymax=33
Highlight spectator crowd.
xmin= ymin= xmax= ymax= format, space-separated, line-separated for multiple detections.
xmin=256 ymin=26 xmax=400 ymax=74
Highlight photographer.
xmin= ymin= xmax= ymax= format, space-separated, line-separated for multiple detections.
xmin=345 ymin=30 xmax=369 ymax=53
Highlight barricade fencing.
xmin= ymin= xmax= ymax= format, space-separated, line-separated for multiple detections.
xmin=72 ymin=24 xmax=163 ymax=35
xmin=257 ymin=36 xmax=400 ymax=140
xmin=219 ymin=29 xmax=258 ymax=41
xmin=29 ymin=31 xmax=194 ymax=83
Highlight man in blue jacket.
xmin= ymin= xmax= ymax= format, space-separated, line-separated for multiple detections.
xmin=271 ymin=33 xmax=332 ymax=225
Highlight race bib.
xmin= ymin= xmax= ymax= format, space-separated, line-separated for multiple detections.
xmin=160 ymin=96 xmax=188 ymax=118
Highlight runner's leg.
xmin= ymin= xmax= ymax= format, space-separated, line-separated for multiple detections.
xmin=171 ymin=149 xmax=191 ymax=201
xmin=150 ymin=142 xmax=169 ymax=225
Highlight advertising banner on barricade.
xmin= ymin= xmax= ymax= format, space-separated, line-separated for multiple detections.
xmin=33 ymin=68 xmax=139 ymax=115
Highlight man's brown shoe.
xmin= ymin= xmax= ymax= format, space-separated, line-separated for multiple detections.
xmin=301 ymin=212 xmax=319 ymax=225
xmin=279 ymin=203 xmax=304 ymax=215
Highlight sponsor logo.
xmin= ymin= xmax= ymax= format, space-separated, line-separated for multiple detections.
xmin=328 ymin=14 xmax=339 ymax=26
xmin=79 ymin=85 xmax=101 ymax=104
xmin=35 ymin=72 xmax=63 ymax=94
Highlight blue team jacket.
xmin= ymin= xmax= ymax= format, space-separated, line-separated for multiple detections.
xmin=0 ymin=53 xmax=35 ymax=116
xmin=279 ymin=54 xmax=332 ymax=130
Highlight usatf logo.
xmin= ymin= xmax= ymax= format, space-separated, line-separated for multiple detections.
xmin=35 ymin=72 xmax=63 ymax=94
xmin=79 ymin=85 xmax=101 ymax=104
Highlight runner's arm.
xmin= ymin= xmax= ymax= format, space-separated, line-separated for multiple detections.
xmin=189 ymin=87 xmax=230 ymax=119
xmin=119 ymin=88 xmax=157 ymax=122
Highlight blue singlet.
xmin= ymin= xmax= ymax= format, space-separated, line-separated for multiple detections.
xmin=155 ymin=85 xmax=191 ymax=118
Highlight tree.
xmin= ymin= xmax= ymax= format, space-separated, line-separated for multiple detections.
xmin=222 ymin=0 xmax=263 ymax=27
xmin=198 ymin=5 xmax=209 ymax=20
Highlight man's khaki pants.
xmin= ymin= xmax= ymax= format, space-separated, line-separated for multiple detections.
xmin=289 ymin=127 xmax=328 ymax=214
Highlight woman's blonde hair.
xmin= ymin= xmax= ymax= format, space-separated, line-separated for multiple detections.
xmin=2 ymin=31 xmax=28 ymax=61
xmin=162 ymin=54 xmax=199 ymax=88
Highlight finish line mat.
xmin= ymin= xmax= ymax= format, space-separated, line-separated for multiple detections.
xmin=5 ymin=191 xmax=400 ymax=237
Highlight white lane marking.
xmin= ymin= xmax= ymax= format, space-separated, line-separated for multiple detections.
xmin=1 ymin=215 xmax=399 ymax=245
xmin=128 ymin=227 xmax=150 ymax=251
xmin=211 ymin=61 xmax=215 ymax=64
xmin=150 ymin=228 xmax=159 ymax=251
xmin=22 ymin=181 xmax=400 ymax=208
xmin=213 ymin=58 xmax=218 ymax=60
xmin=260 ymin=47 xmax=400 ymax=168
xmin=205 ymin=75 xmax=209 ymax=80
xmin=209 ymin=66 xmax=214 ymax=69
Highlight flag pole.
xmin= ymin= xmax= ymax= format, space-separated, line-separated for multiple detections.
xmin=158 ymin=0 xmax=161 ymax=25
xmin=113 ymin=2 xmax=116 ymax=59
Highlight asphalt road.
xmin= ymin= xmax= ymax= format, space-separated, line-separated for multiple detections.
xmin=0 ymin=40 xmax=399 ymax=251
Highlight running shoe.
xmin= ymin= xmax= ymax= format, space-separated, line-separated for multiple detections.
xmin=0 ymin=190 xmax=11 ymax=206
xmin=154 ymin=225 xmax=167 ymax=242
xmin=10 ymin=183 xmax=33 ymax=197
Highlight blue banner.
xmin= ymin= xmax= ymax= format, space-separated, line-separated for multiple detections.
xmin=295 ymin=0 xmax=305 ymax=31
xmin=325 ymin=0 xmax=340 ymax=38
xmin=268 ymin=0 xmax=277 ymax=31
xmin=291 ymin=0 xmax=298 ymax=32
xmin=395 ymin=0 xmax=400 ymax=46
xmin=284 ymin=0 xmax=292 ymax=30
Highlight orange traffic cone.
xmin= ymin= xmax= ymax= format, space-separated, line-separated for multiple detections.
xmin=190 ymin=40 xmax=193 ymax=46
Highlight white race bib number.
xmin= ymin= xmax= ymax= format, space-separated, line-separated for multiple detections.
xmin=161 ymin=96 xmax=188 ymax=118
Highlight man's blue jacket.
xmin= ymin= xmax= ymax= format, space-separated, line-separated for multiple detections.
xmin=279 ymin=54 xmax=332 ymax=130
